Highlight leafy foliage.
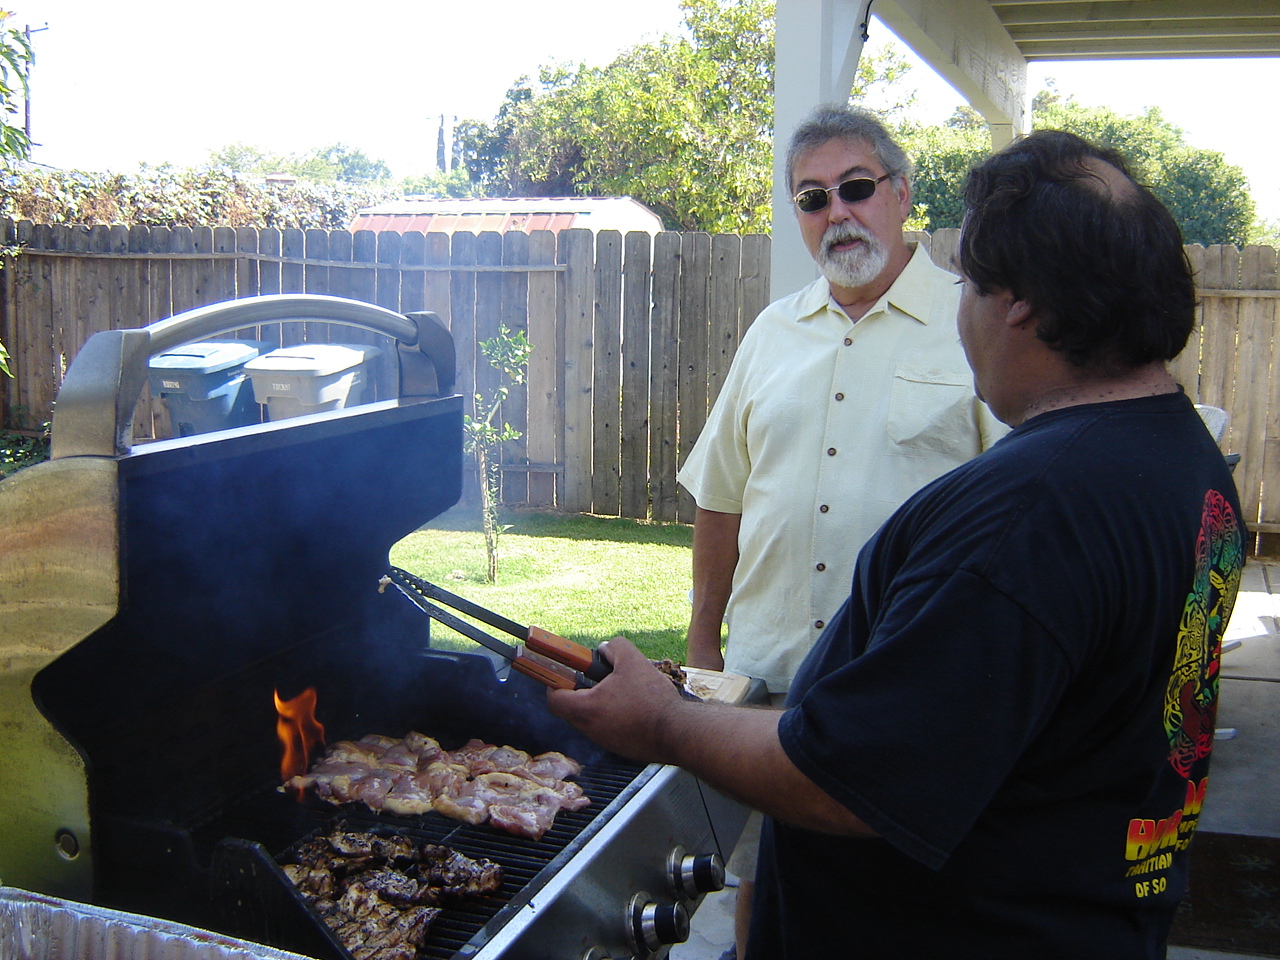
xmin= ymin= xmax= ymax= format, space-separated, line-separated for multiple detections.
xmin=899 ymin=95 xmax=1259 ymax=247
xmin=0 ymin=164 xmax=401 ymax=230
xmin=0 ymin=11 xmax=32 ymax=377
xmin=0 ymin=11 xmax=31 ymax=164
xmin=209 ymin=141 xmax=392 ymax=184
xmin=1034 ymin=98 xmax=1255 ymax=247
xmin=400 ymin=166 xmax=480 ymax=198
xmin=0 ymin=422 xmax=50 ymax=477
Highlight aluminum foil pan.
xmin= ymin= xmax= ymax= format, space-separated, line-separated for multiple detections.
xmin=0 ymin=887 xmax=314 ymax=960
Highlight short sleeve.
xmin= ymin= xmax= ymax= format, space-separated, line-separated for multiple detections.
xmin=778 ymin=569 xmax=1072 ymax=869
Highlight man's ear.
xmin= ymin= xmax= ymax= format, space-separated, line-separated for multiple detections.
xmin=1005 ymin=298 xmax=1034 ymax=328
xmin=895 ymin=178 xmax=913 ymax=223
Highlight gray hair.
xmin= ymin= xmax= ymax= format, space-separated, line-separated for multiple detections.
xmin=785 ymin=104 xmax=911 ymax=194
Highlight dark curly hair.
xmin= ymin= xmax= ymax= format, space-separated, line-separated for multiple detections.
xmin=958 ymin=130 xmax=1195 ymax=371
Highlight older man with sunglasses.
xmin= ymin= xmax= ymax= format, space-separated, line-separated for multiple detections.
xmin=675 ymin=104 xmax=1004 ymax=958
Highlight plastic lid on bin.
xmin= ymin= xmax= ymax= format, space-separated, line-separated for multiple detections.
xmin=148 ymin=341 xmax=267 ymax=375
xmin=245 ymin=344 xmax=381 ymax=377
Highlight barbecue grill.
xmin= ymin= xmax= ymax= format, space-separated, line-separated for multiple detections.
xmin=0 ymin=295 xmax=747 ymax=959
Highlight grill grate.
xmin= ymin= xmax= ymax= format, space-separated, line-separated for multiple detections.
xmin=210 ymin=756 xmax=648 ymax=959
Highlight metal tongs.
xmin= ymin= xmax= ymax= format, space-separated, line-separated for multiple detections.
xmin=381 ymin=566 xmax=613 ymax=690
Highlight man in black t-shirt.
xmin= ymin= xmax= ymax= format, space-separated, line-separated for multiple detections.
xmin=548 ymin=131 xmax=1245 ymax=959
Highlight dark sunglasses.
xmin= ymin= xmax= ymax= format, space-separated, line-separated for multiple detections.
xmin=792 ymin=174 xmax=890 ymax=213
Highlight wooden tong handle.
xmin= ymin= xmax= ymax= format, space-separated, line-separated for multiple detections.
xmin=527 ymin=627 xmax=612 ymax=682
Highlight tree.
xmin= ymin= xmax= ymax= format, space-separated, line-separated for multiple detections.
xmin=464 ymin=327 xmax=532 ymax=584
xmin=455 ymin=0 xmax=915 ymax=233
xmin=1035 ymin=100 xmax=1254 ymax=247
xmin=400 ymin=166 xmax=478 ymax=198
xmin=901 ymin=96 xmax=1258 ymax=247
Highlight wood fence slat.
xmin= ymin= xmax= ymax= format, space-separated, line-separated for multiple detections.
xmin=235 ymin=227 xmax=260 ymax=300
xmin=349 ymin=229 xmax=377 ymax=317
xmin=304 ymin=229 xmax=334 ymax=344
xmin=500 ymin=230 xmax=530 ymax=506
xmin=70 ymin=225 xmax=95 ymax=364
xmin=451 ymin=232 xmax=479 ymax=504
xmin=0 ymin=221 xmax=16 ymax=427
xmin=170 ymin=226 xmax=196 ymax=317
xmin=526 ymin=230 xmax=559 ymax=508
xmin=1198 ymin=246 xmax=1239 ymax=415
xmin=740 ymin=234 xmax=770 ymax=338
xmin=400 ymin=231 xmax=427 ymax=317
xmin=424 ymin=232 xmax=452 ymax=320
xmin=560 ymin=228 xmax=595 ymax=513
xmin=190 ymin=226 xmax=216 ymax=309
xmin=676 ymin=232 xmax=712 ymax=524
xmin=279 ymin=229 xmax=306 ymax=346
xmin=1254 ymin=246 xmax=1280 ymax=549
xmin=1234 ymin=245 xmax=1271 ymax=531
xmin=591 ymin=230 xmax=623 ymax=516
xmin=707 ymin=234 xmax=741 ymax=411
xmin=233 ymin=227 xmax=260 ymax=342
xmin=304 ymin=229 xmax=330 ymax=344
xmin=621 ymin=231 xmax=653 ymax=519
xmin=49 ymin=226 xmax=75 ymax=406
xmin=327 ymin=229 xmax=353 ymax=307
xmin=474 ymin=232 xmax=505 ymax=498
xmin=24 ymin=224 xmax=58 ymax=427
xmin=259 ymin=228 xmax=282 ymax=297
xmin=649 ymin=231 xmax=682 ymax=522
xmin=212 ymin=227 xmax=237 ymax=306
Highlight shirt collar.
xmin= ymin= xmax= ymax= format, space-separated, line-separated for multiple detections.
xmin=796 ymin=242 xmax=942 ymax=325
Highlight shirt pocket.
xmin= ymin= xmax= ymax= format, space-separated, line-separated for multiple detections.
xmin=886 ymin=364 xmax=979 ymax=458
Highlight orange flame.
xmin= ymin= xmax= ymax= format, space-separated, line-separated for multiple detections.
xmin=274 ymin=687 xmax=325 ymax=797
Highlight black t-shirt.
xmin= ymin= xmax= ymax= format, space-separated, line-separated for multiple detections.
xmin=752 ymin=392 xmax=1245 ymax=960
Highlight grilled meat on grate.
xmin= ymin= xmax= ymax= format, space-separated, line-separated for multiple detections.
xmin=284 ymin=732 xmax=590 ymax=840
xmin=282 ymin=825 xmax=502 ymax=960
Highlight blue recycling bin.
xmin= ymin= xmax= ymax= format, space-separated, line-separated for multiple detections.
xmin=147 ymin=340 xmax=273 ymax=437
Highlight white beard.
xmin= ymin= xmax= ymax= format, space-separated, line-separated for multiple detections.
xmin=816 ymin=223 xmax=889 ymax=289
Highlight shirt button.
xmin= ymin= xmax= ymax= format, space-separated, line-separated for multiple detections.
xmin=819 ymin=504 xmax=829 ymax=513
xmin=827 ymin=447 xmax=837 ymax=456
xmin=834 ymin=392 xmax=844 ymax=401
xmin=815 ymin=620 xmax=825 ymax=629
xmin=843 ymin=337 xmax=852 ymax=346
xmin=816 ymin=563 xmax=826 ymax=571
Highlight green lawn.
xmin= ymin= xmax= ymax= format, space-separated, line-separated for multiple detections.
xmin=389 ymin=508 xmax=696 ymax=662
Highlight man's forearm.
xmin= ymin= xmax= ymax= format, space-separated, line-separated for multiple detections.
xmin=547 ymin=638 xmax=873 ymax=838
xmin=688 ymin=507 xmax=741 ymax=669
xmin=657 ymin=698 xmax=873 ymax=838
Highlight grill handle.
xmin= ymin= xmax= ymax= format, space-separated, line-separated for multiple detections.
xmin=51 ymin=294 xmax=457 ymax=459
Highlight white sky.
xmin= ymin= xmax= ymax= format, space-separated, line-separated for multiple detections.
xmin=8 ymin=1 xmax=1280 ymax=222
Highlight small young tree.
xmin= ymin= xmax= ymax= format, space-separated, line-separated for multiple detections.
xmin=465 ymin=326 xmax=533 ymax=583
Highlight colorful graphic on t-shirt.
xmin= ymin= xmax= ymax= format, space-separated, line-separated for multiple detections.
xmin=1163 ymin=489 xmax=1243 ymax=777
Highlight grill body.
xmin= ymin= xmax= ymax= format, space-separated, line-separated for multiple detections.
xmin=0 ymin=296 xmax=747 ymax=959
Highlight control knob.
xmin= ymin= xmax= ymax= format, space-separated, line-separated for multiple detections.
xmin=668 ymin=845 xmax=726 ymax=900
xmin=628 ymin=891 xmax=690 ymax=954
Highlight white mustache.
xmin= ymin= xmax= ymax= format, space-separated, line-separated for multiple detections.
xmin=821 ymin=223 xmax=873 ymax=254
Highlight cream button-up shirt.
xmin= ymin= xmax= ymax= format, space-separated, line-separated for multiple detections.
xmin=678 ymin=244 xmax=1007 ymax=692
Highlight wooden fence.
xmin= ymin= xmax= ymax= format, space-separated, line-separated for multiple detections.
xmin=2 ymin=219 xmax=1278 ymax=550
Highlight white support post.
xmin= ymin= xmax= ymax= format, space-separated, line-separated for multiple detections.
xmin=771 ymin=0 xmax=871 ymax=301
